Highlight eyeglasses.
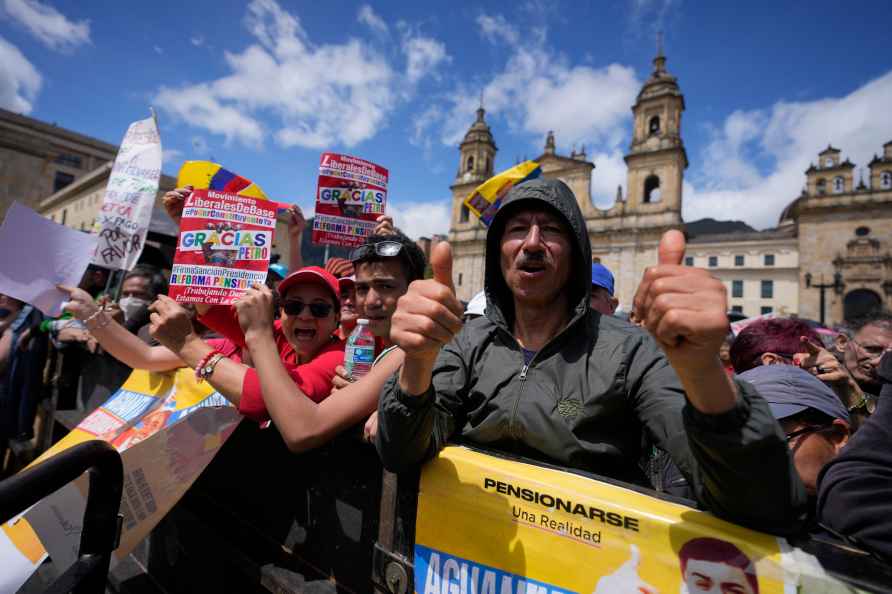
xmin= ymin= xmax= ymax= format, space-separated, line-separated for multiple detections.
xmin=282 ymin=300 xmax=334 ymax=318
xmin=784 ymin=424 xmax=833 ymax=443
xmin=350 ymin=241 xmax=404 ymax=263
xmin=851 ymin=339 xmax=890 ymax=359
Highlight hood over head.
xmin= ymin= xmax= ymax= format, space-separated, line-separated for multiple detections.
xmin=484 ymin=178 xmax=592 ymax=330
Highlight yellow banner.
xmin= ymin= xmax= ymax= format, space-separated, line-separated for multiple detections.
xmin=414 ymin=446 xmax=842 ymax=594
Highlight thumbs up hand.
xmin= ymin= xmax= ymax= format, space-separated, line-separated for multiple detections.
xmin=632 ymin=229 xmax=730 ymax=378
xmin=391 ymin=241 xmax=464 ymax=372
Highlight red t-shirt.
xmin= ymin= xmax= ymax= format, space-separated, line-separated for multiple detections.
xmin=199 ymin=306 xmax=345 ymax=422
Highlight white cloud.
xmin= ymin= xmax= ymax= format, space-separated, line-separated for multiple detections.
xmin=403 ymin=36 xmax=449 ymax=85
xmin=357 ymin=5 xmax=388 ymax=35
xmin=685 ymin=69 xmax=892 ymax=229
xmin=423 ymin=13 xmax=639 ymax=158
xmin=190 ymin=35 xmax=205 ymax=47
xmin=476 ymin=14 xmax=519 ymax=45
xmin=155 ymin=83 xmax=265 ymax=147
xmin=3 ymin=0 xmax=90 ymax=52
xmin=153 ymin=45 xmax=163 ymax=55
xmin=161 ymin=148 xmax=182 ymax=164
xmin=154 ymin=0 xmax=446 ymax=149
xmin=0 ymin=35 xmax=41 ymax=113
xmin=155 ymin=0 xmax=440 ymax=150
xmin=390 ymin=200 xmax=452 ymax=239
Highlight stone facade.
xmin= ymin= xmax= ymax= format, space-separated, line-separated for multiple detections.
xmin=785 ymin=140 xmax=892 ymax=322
xmin=0 ymin=107 xmax=117 ymax=219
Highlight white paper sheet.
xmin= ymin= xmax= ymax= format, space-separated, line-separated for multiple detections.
xmin=0 ymin=202 xmax=98 ymax=317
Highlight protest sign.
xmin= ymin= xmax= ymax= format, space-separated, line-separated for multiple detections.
xmin=168 ymin=189 xmax=276 ymax=305
xmin=0 ymin=368 xmax=241 ymax=592
xmin=177 ymin=160 xmax=269 ymax=200
xmin=415 ymin=446 xmax=851 ymax=594
xmin=0 ymin=202 xmax=97 ymax=317
xmin=463 ymin=160 xmax=541 ymax=227
xmin=92 ymin=115 xmax=162 ymax=271
xmin=312 ymin=153 xmax=388 ymax=248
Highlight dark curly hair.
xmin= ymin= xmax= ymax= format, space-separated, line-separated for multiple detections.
xmin=352 ymin=230 xmax=426 ymax=283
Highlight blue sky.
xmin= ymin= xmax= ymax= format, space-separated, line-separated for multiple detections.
xmin=2 ymin=0 xmax=891 ymax=236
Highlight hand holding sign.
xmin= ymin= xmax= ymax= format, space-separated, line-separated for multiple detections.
xmin=163 ymin=186 xmax=192 ymax=227
xmin=632 ymin=230 xmax=729 ymax=377
xmin=391 ymin=242 xmax=464 ymax=362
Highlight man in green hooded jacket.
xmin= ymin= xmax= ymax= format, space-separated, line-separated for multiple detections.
xmin=377 ymin=178 xmax=806 ymax=535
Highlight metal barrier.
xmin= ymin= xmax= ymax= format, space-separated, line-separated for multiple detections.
xmin=0 ymin=440 xmax=124 ymax=594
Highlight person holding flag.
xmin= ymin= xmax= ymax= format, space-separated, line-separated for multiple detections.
xmin=376 ymin=178 xmax=807 ymax=536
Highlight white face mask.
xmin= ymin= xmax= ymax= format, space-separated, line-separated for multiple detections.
xmin=118 ymin=296 xmax=149 ymax=322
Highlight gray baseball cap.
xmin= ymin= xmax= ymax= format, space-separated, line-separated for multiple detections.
xmin=737 ymin=364 xmax=849 ymax=423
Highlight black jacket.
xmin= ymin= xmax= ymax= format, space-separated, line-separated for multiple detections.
xmin=817 ymin=351 xmax=892 ymax=559
xmin=376 ymin=178 xmax=807 ymax=535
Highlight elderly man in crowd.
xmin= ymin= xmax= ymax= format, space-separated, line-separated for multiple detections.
xmin=834 ymin=312 xmax=892 ymax=398
xmin=377 ymin=178 xmax=806 ymax=535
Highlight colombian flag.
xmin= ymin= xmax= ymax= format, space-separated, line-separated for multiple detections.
xmin=177 ymin=161 xmax=269 ymax=200
xmin=463 ymin=161 xmax=541 ymax=227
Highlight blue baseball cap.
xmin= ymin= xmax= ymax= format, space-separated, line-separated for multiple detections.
xmin=591 ymin=264 xmax=614 ymax=296
xmin=737 ymin=365 xmax=849 ymax=423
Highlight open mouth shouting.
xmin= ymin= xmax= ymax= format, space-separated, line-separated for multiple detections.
xmin=291 ymin=326 xmax=318 ymax=343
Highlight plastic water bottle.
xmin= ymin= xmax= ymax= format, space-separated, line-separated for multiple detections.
xmin=344 ymin=319 xmax=375 ymax=379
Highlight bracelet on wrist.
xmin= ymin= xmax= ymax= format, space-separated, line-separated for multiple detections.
xmin=195 ymin=350 xmax=226 ymax=383
xmin=84 ymin=309 xmax=111 ymax=331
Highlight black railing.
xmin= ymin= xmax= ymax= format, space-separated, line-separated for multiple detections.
xmin=0 ymin=440 xmax=123 ymax=594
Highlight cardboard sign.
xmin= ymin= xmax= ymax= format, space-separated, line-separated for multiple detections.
xmin=168 ymin=189 xmax=276 ymax=305
xmin=92 ymin=116 xmax=162 ymax=271
xmin=312 ymin=153 xmax=388 ymax=248
xmin=464 ymin=161 xmax=541 ymax=227
xmin=1 ymin=368 xmax=241 ymax=592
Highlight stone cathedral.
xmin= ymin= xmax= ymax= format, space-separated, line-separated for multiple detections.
xmin=447 ymin=50 xmax=686 ymax=306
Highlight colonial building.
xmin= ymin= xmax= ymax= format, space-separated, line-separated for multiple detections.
xmin=0 ymin=107 xmax=117 ymax=219
xmin=446 ymin=52 xmax=892 ymax=324
xmin=449 ymin=49 xmax=687 ymax=307
xmin=686 ymin=225 xmax=799 ymax=319
xmin=783 ymin=142 xmax=892 ymax=322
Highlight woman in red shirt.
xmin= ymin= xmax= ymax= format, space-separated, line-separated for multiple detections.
xmin=58 ymin=267 xmax=345 ymax=428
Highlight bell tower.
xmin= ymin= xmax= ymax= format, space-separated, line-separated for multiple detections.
xmin=624 ymin=38 xmax=687 ymax=218
xmin=450 ymin=101 xmax=497 ymax=229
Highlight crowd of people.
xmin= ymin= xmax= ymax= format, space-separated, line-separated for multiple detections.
xmin=1 ymin=177 xmax=891 ymax=564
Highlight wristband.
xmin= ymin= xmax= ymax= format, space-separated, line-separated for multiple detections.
xmin=196 ymin=351 xmax=226 ymax=383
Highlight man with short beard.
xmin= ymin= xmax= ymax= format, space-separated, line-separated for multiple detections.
xmin=377 ymin=178 xmax=806 ymax=535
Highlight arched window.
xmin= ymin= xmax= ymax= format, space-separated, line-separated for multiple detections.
xmin=459 ymin=204 xmax=470 ymax=223
xmin=466 ymin=156 xmax=474 ymax=172
xmin=816 ymin=178 xmax=827 ymax=195
xmin=844 ymin=289 xmax=882 ymax=322
xmin=643 ymin=175 xmax=661 ymax=203
xmin=648 ymin=115 xmax=660 ymax=135
xmin=881 ymin=171 xmax=892 ymax=189
xmin=833 ymin=176 xmax=844 ymax=193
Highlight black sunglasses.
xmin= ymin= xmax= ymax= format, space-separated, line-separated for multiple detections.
xmin=350 ymin=240 xmax=403 ymax=263
xmin=785 ymin=424 xmax=833 ymax=442
xmin=282 ymin=300 xmax=334 ymax=318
